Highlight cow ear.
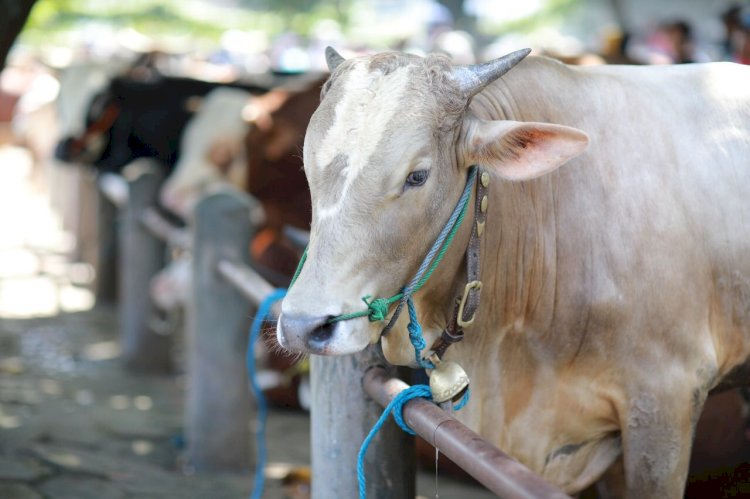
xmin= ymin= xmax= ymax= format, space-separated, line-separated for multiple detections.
xmin=462 ymin=118 xmax=589 ymax=181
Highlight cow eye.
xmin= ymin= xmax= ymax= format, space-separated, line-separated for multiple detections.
xmin=405 ymin=169 xmax=429 ymax=188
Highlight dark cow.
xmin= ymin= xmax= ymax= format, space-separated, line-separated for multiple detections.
xmin=54 ymin=73 xmax=269 ymax=173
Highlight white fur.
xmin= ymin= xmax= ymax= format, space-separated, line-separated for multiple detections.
xmin=315 ymin=63 xmax=412 ymax=219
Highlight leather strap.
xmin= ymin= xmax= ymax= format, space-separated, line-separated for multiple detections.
xmin=461 ymin=168 xmax=487 ymax=324
xmin=430 ymin=168 xmax=488 ymax=360
xmin=433 ymin=301 xmax=463 ymax=358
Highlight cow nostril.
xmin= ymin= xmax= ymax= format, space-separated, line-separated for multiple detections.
xmin=309 ymin=316 xmax=336 ymax=344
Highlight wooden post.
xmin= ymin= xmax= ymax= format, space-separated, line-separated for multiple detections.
xmin=118 ymin=159 xmax=170 ymax=373
xmin=311 ymin=347 xmax=415 ymax=498
xmin=186 ymin=190 xmax=261 ymax=471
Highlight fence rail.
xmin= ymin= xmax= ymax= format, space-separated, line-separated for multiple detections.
xmin=364 ymin=368 xmax=571 ymax=499
xmin=96 ymin=161 xmax=570 ymax=497
xmin=216 ymin=259 xmax=281 ymax=317
xmin=141 ymin=208 xmax=190 ymax=249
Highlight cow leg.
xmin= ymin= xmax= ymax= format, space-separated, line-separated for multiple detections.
xmin=619 ymin=385 xmax=707 ymax=499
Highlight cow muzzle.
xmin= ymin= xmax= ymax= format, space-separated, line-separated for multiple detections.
xmin=276 ymin=312 xmax=369 ymax=355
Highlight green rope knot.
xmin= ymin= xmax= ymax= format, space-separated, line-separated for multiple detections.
xmin=362 ymin=295 xmax=391 ymax=322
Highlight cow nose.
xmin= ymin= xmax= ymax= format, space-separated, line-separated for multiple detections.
xmin=309 ymin=319 xmax=336 ymax=346
xmin=54 ymin=137 xmax=74 ymax=162
xmin=278 ymin=313 xmax=336 ymax=351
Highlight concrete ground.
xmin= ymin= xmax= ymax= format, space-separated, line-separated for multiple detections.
xmin=0 ymin=144 xmax=497 ymax=498
xmin=0 ymin=309 xmax=498 ymax=499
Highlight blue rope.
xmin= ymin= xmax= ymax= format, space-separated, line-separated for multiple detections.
xmin=357 ymin=383 xmax=471 ymax=499
xmin=247 ymin=288 xmax=288 ymax=499
xmin=453 ymin=386 xmax=471 ymax=411
xmin=406 ymin=298 xmax=434 ymax=369
xmin=357 ymin=384 xmax=431 ymax=499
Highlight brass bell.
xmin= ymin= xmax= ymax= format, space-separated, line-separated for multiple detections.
xmin=429 ymin=359 xmax=470 ymax=404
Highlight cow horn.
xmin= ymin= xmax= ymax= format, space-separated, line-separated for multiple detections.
xmin=325 ymin=46 xmax=345 ymax=72
xmin=452 ymin=48 xmax=532 ymax=99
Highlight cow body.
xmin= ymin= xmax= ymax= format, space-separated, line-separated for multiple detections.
xmin=278 ymin=51 xmax=750 ymax=496
xmin=447 ymin=59 xmax=750 ymax=492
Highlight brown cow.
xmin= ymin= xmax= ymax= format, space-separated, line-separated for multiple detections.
xmin=243 ymin=76 xmax=324 ymax=283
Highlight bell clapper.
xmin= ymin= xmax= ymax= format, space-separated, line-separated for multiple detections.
xmin=434 ymin=445 xmax=440 ymax=499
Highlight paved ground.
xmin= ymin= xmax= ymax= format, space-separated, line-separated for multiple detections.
xmin=0 ymin=309 xmax=498 ymax=499
xmin=0 ymin=308 xmax=255 ymax=499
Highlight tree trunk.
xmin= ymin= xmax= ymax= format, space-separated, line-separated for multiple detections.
xmin=0 ymin=0 xmax=37 ymax=70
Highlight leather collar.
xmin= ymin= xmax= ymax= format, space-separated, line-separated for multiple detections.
xmin=430 ymin=168 xmax=489 ymax=359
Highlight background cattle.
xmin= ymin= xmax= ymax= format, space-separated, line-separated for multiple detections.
xmin=158 ymin=87 xmax=254 ymax=217
xmin=54 ymin=71 xmax=270 ymax=175
xmin=150 ymin=75 xmax=323 ymax=410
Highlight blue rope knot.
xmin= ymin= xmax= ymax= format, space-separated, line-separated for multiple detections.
xmin=357 ymin=384 xmax=432 ymax=499
xmin=362 ymin=295 xmax=390 ymax=322
xmin=357 ymin=383 xmax=473 ymax=498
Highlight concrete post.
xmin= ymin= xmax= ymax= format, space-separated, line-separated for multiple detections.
xmin=186 ymin=190 xmax=260 ymax=471
xmin=95 ymin=185 xmax=118 ymax=304
xmin=118 ymin=159 xmax=170 ymax=373
xmin=311 ymin=346 xmax=415 ymax=498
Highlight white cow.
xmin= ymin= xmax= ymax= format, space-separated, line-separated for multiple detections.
xmin=151 ymin=87 xmax=252 ymax=318
xmin=158 ymin=87 xmax=252 ymax=217
xmin=277 ymin=48 xmax=750 ymax=497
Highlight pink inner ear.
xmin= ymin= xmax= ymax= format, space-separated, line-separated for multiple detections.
xmin=509 ymin=128 xmax=554 ymax=152
xmin=475 ymin=127 xmax=555 ymax=165
xmin=471 ymin=120 xmax=589 ymax=181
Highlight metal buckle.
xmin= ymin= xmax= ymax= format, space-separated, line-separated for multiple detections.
xmin=457 ymin=280 xmax=482 ymax=328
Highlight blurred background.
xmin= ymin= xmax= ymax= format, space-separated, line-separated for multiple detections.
xmin=1 ymin=1 xmax=750 ymax=499
xmin=5 ymin=0 xmax=750 ymax=74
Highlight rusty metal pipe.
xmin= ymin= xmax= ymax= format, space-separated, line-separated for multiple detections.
xmin=363 ymin=367 xmax=571 ymax=499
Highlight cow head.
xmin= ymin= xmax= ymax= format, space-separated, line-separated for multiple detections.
xmin=277 ymin=48 xmax=588 ymax=365
xmin=54 ymin=87 xmax=119 ymax=165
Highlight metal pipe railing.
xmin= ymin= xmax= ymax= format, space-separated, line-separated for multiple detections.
xmin=140 ymin=207 xmax=191 ymax=249
xmin=363 ymin=367 xmax=571 ymax=499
